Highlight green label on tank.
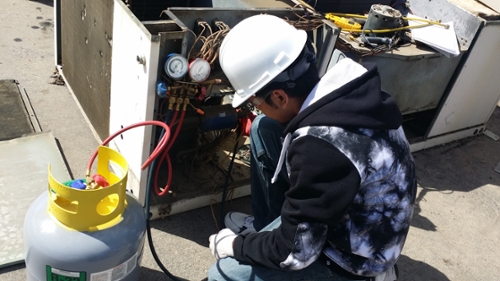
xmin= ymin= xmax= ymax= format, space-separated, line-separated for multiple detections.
xmin=46 ymin=265 xmax=86 ymax=281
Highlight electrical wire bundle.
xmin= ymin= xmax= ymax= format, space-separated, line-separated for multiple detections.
xmin=188 ymin=20 xmax=231 ymax=64
xmin=285 ymin=6 xmax=324 ymax=31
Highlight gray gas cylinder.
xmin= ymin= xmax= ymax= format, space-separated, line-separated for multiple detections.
xmin=24 ymin=191 xmax=146 ymax=281
xmin=24 ymin=146 xmax=146 ymax=281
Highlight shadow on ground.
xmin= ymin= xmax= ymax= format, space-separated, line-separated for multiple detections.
xmin=410 ymin=108 xmax=500 ymax=232
xmin=398 ymin=255 xmax=450 ymax=281
xmin=0 ymin=263 xmax=25 ymax=275
xmin=149 ymin=196 xmax=252 ymax=246
xmin=29 ymin=0 xmax=53 ymax=7
xmin=140 ymin=266 xmax=190 ymax=281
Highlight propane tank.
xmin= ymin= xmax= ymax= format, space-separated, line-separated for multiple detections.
xmin=24 ymin=146 xmax=146 ymax=281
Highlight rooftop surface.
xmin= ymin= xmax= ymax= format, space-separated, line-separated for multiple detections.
xmin=1 ymin=0 xmax=499 ymax=280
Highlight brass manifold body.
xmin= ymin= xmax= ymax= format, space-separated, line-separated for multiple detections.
xmin=167 ymin=82 xmax=198 ymax=111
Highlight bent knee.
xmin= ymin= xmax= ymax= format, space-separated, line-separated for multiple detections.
xmin=207 ymin=262 xmax=222 ymax=281
xmin=207 ymin=258 xmax=250 ymax=281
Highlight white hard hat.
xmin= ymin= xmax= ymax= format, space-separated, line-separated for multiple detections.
xmin=219 ymin=14 xmax=308 ymax=108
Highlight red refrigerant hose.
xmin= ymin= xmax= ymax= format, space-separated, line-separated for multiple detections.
xmin=86 ymin=105 xmax=187 ymax=196
xmin=153 ymin=109 xmax=186 ymax=196
xmin=86 ymin=120 xmax=171 ymax=180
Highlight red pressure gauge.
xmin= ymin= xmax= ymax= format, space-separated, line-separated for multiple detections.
xmin=188 ymin=58 xmax=211 ymax=82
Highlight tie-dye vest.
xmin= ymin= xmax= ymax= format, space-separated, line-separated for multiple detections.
xmin=291 ymin=125 xmax=416 ymax=277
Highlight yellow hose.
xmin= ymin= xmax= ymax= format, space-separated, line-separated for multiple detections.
xmin=326 ymin=12 xmax=449 ymax=29
xmin=343 ymin=23 xmax=437 ymax=33
xmin=405 ymin=17 xmax=449 ymax=28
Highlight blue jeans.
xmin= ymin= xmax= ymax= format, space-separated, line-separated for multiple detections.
xmin=248 ymin=115 xmax=289 ymax=231
xmin=208 ymin=217 xmax=363 ymax=281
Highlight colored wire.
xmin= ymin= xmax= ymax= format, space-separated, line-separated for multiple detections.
xmin=188 ymin=20 xmax=230 ymax=65
xmin=285 ymin=4 xmax=324 ymax=31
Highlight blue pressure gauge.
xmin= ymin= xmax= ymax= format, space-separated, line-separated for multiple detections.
xmin=164 ymin=54 xmax=188 ymax=80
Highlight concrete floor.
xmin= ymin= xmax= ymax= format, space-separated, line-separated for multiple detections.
xmin=1 ymin=0 xmax=500 ymax=280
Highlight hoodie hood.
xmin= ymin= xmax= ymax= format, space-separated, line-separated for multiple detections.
xmin=284 ymin=58 xmax=402 ymax=135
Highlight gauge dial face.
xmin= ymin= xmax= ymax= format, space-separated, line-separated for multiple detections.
xmin=164 ymin=54 xmax=188 ymax=79
xmin=188 ymin=58 xmax=211 ymax=82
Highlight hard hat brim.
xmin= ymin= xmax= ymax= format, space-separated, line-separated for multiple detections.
xmin=232 ymin=91 xmax=251 ymax=108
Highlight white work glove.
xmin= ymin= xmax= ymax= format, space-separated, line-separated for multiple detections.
xmin=209 ymin=228 xmax=237 ymax=260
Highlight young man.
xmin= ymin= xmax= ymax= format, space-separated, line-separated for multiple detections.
xmin=208 ymin=14 xmax=417 ymax=281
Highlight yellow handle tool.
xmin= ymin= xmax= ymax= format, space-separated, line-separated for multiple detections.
xmin=325 ymin=14 xmax=362 ymax=30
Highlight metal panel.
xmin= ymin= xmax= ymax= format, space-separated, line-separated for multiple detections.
xmin=409 ymin=0 xmax=483 ymax=50
xmin=0 ymin=80 xmax=36 ymax=141
xmin=475 ymin=0 xmax=500 ymax=14
xmin=109 ymin=0 xmax=161 ymax=204
xmin=345 ymin=45 xmax=463 ymax=114
xmin=126 ymin=0 xmax=192 ymax=21
xmin=293 ymin=0 xmax=392 ymax=14
xmin=0 ymin=132 xmax=71 ymax=267
xmin=316 ymin=20 xmax=341 ymax=77
xmin=449 ymin=0 xmax=500 ymax=18
xmin=212 ymin=0 xmax=291 ymax=8
xmin=428 ymin=22 xmax=500 ymax=137
xmin=411 ymin=124 xmax=486 ymax=152
xmin=165 ymin=8 xmax=305 ymax=30
xmin=143 ymin=21 xmax=187 ymax=84
xmin=338 ymin=0 xmax=489 ymax=116
xmin=149 ymin=185 xmax=251 ymax=219
xmin=60 ymin=0 xmax=113 ymax=140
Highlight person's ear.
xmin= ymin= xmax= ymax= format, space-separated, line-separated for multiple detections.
xmin=272 ymin=89 xmax=288 ymax=108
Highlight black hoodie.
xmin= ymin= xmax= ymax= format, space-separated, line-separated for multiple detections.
xmin=233 ymin=59 xmax=416 ymax=278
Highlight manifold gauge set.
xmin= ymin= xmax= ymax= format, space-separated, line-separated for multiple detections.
xmin=164 ymin=54 xmax=211 ymax=82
